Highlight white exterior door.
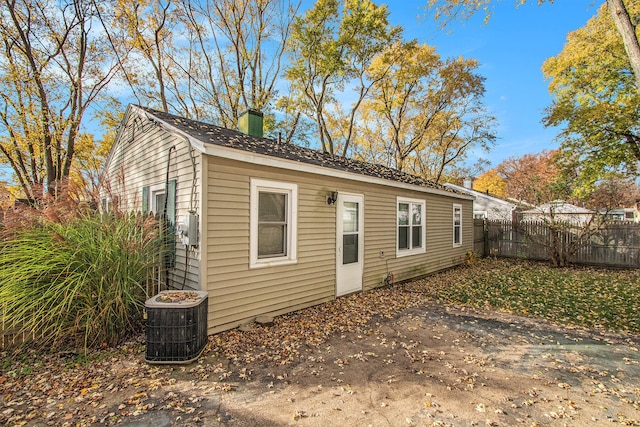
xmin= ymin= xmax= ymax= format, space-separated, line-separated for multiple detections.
xmin=336 ymin=193 xmax=364 ymax=296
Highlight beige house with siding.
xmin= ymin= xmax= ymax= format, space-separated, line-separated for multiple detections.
xmin=101 ymin=104 xmax=474 ymax=334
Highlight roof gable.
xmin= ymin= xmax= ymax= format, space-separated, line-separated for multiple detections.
xmin=137 ymin=105 xmax=458 ymax=194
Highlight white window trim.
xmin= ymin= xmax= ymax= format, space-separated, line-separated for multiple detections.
xmin=473 ymin=211 xmax=487 ymax=220
xmin=150 ymin=183 xmax=166 ymax=214
xmin=101 ymin=197 xmax=112 ymax=213
xmin=453 ymin=204 xmax=463 ymax=247
xmin=396 ymin=197 xmax=426 ymax=258
xmin=250 ymin=178 xmax=298 ymax=269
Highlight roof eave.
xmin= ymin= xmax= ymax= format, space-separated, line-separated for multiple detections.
xmin=202 ymin=142 xmax=473 ymax=200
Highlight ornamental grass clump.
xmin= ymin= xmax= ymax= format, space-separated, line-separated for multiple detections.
xmin=0 ymin=213 xmax=164 ymax=350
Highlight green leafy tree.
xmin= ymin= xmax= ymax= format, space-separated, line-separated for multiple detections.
xmin=542 ymin=2 xmax=640 ymax=190
xmin=425 ymin=0 xmax=640 ymax=191
xmin=284 ymin=0 xmax=401 ymax=155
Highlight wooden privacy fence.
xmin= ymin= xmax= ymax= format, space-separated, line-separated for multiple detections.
xmin=474 ymin=219 xmax=640 ymax=268
xmin=474 ymin=219 xmax=487 ymax=256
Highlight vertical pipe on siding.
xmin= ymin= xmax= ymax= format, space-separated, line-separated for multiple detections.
xmin=199 ymin=154 xmax=208 ymax=292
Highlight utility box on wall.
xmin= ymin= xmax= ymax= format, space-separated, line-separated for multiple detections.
xmin=177 ymin=212 xmax=199 ymax=247
xmin=145 ymin=290 xmax=208 ymax=364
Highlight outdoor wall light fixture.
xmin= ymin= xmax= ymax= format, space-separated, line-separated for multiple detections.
xmin=327 ymin=191 xmax=338 ymax=205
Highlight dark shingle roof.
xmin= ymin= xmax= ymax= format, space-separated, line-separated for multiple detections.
xmin=140 ymin=106 xmax=451 ymax=192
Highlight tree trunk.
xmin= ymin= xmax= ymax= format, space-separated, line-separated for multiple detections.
xmin=607 ymin=0 xmax=640 ymax=91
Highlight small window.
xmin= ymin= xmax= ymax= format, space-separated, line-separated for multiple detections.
xmin=453 ymin=204 xmax=462 ymax=247
xmin=258 ymin=192 xmax=287 ymax=258
xmin=150 ymin=183 xmax=166 ymax=214
xmin=473 ymin=211 xmax=487 ymax=220
xmin=397 ymin=198 xmax=426 ymax=257
xmin=101 ymin=197 xmax=112 ymax=213
xmin=250 ymin=179 xmax=298 ymax=268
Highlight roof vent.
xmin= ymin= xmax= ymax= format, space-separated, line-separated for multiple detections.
xmin=239 ymin=109 xmax=263 ymax=138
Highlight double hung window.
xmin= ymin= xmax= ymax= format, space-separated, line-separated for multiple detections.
xmin=250 ymin=179 xmax=298 ymax=268
xmin=397 ymin=198 xmax=426 ymax=257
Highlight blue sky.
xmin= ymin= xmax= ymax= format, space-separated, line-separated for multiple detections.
xmin=0 ymin=0 xmax=603 ymax=185
xmin=385 ymin=0 xmax=601 ymax=169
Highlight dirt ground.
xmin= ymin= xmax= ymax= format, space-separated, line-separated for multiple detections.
xmin=134 ymin=301 xmax=638 ymax=426
xmin=3 ymin=298 xmax=640 ymax=427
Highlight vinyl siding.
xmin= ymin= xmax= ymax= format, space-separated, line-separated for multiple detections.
xmin=206 ymin=157 xmax=335 ymax=332
xmin=103 ymin=107 xmax=472 ymax=333
xmin=205 ymin=156 xmax=472 ymax=333
xmin=361 ymin=185 xmax=473 ymax=288
xmin=100 ymin=108 xmax=201 ymax=291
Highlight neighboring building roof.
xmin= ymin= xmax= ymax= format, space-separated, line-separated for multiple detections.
xmin=506 ymin=198 xmax=535 ymax=208
xmin=522 ymin=201 xmax=594 ymax=215
xmin=443 ymin=183 xmax=518 ymax=208
xmin=134 ymin=105 xmax=464 ymax=196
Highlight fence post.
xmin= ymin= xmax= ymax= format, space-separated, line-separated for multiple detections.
xmin=483 ymin=219 xmax=489 ymax=257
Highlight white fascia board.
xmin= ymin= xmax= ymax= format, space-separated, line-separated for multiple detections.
xmin=474 ymin=193 xmax=516 ymax=208
xmin=135 ymin=106 xmax=207 ymax=154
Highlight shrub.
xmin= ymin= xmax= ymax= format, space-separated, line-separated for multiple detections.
xmin=0 ymin=213 xmax=164 ymax=350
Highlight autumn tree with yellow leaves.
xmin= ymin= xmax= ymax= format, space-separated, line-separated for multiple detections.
xmin=473 ymin=169 xmax=507 ymax=199
xmin=5 ymin=0 xmax=634 ymax=201
xmin=283 ymin=0 xmax=401 ymax=155
xmin=355 ymin=40 xmax=495 ymax=182
xmin=543 ymin=1 xmax=640 ymax=192
xmin=426 ymin=0 xmax=640 ymax=189
xmin=0 ymin=0 xmax=121 ymax=202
